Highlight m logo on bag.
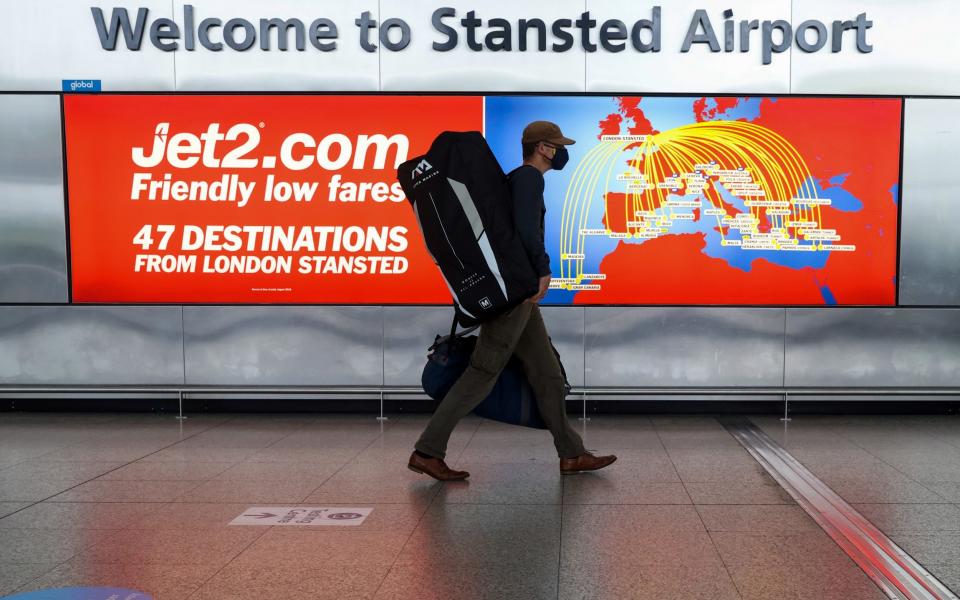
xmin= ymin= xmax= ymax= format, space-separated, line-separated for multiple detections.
xmin=411 ymin=159 xmax=433 ymax=178
xmin=479 ymin=297 xmax=493 ymax=310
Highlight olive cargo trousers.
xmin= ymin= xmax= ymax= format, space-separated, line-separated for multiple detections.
xmin=415 ymin=301 xmax=587 ymax=460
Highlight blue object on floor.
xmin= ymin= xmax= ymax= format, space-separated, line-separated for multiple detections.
xmin=422 ymin=329 xmax=571 ymax=430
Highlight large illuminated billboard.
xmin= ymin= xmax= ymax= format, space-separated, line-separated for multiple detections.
xmin=487 ymin=96 xmax=901 ymax=305
xmin=65 ymin=95 xmax=476 ymax=303
xmin=64 ymin=94 xmax=900 ymax=305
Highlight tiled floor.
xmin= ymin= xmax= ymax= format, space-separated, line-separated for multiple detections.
xmin=757 ymin=415 xmax=960 ymax=595
xmin=0 ymin=411 xmax=955 ymax=599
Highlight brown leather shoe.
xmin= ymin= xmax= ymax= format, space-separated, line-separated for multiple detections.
xmin=560 ymin=451 xmax=617 ymax=474
xmin=408 ymin=451 xmax=470 ymax=481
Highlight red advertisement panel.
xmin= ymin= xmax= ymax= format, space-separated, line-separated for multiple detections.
xmin=65 ymin=95 xmax=482 ymax=303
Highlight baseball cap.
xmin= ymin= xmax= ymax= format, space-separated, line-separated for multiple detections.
xmin=522 ymin=121 xmax=576 ymax=146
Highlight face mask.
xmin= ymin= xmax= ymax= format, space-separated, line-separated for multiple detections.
xmin=550 ymin=146 xmax=569 ymax=171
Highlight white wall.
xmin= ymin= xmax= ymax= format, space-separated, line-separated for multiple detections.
xmin=1 ymin=0 xmax=958 ymax=94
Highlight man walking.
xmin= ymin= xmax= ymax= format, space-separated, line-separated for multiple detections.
xmin=408 ymin=121 xmax=617 ymax=481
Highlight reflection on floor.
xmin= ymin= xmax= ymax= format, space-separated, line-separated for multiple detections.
xmin=0 ymin=412 xmax=956 ymax=599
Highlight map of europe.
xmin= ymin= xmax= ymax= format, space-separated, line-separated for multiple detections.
xmin=485 ymin=96 xmax=901 ymax=305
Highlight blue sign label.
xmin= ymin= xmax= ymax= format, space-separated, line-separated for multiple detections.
xmin=2 ymin=587 xmax=152 ymax=599
xmin=61 ymin=79 xmax=101 ymax=93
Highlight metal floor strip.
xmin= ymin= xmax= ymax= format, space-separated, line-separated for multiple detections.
xmin=721 ymin=417 xmax=959 ymax=600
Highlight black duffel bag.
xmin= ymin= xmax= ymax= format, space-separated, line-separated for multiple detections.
xmin=397 ymin=131 xmax=540 ymax=326
xmin=421 ymin=316 xmax=572 ymax=429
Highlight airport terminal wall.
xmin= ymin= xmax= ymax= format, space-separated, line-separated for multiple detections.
xmin=0 ymin=0 xmax=958 ymax=399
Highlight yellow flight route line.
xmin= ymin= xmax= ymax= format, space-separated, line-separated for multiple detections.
xmin=652 ymin=138 xmax=673 ymax=224
xmin=698 ymin=121 xmax=820 ymax=236
xmin=650 ymin=142 xmax=675 ymax=224
xmin=576 ymin=139 xmax=627 ymax=276
xmin=657 ymin=142 xmax=688 ymax=222
xmin=577 ymin=143 xmax=630 ymax=264
xmin=646 ymin=130 xmax=743 ymax=235
xmin=707 ymin=130 xmax=788 ymax=237
xmin=727 ymin=123 xmax=820 ymax=244
xmin=742 ymin=124 xmax=826 ymax=245
xmin=711 ymin=126 xmax=802 ymax=233
xmin=634 ymin=138 xmax=657 ymax=234
xmin=655 ymin=139 xmax=727 ymax=242
xmin=557 ymin=118 xmax=834 ymax=286
xmin=642 ymin=138 xmax=661 ymax=222
xmin=566 ymin=140 xmax=624 ymax=279
xmin=559 ymin=140 xmax=608 ymax=276
xmin=624 ymin=143 xmax=646 ymax=239
xmin=655 ymin=141 xmax=723 ymax=239
xmin=559 ymin=140 xmax=615 ymax=279
xmin=719 ymin=120 xmax=813 ymax=193
xmin=666 ymin=123 xmax=810 ymax=243
xmin=665 ymin=122 xmax=799 ymax=243
xmin=561 ymin=139 xmax=623 ymax=279
xmin=571 ymin=140 xmax=626 ymax=281
xmin=730 ymin=122 xmax=824 ymax=248
xmin=561 ymin=141 xmax=615 ymax=262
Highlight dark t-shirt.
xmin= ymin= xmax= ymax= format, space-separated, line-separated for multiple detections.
xmin=508 ymin=164 xmax=551 ymax=278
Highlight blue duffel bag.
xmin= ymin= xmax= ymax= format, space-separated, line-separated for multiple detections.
xmin=421 ymin=317 xmax=572 ymax=429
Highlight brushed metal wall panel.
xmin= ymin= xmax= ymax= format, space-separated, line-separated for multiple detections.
xmin=584 ymin=307 xmax=786 ymax=387
xmin=791 ymin=0 xmax=960 ymax=95
xmin=0 ymin=1 xmax=175 ymax=91
xmin=900 ymin=99 xmax=960 ymax=305
xmin=541 ymin=306 xmax=585 ymax=388
xmin=183 ymin=306 xmax=382 ymax=385
xmin=0 ymin=95 xmax=67 ymax=302
xmin=379 ymin=0 xmax=586 ymax=91
xmin=0 ymin=306 xmax=183 ymax=384
xmin=172 ymin=0 xmax=379 ymax=91
xmin=785 ymin=308 xmax=960 ymax=387
xmin=586 ymin=0 xmax=791 ymax=93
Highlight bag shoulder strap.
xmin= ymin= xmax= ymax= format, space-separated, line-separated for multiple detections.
xmin=441 ymin=309 xmax=479 ymax=344
xmin=448 ymin=311 xmax=459 ymax=341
